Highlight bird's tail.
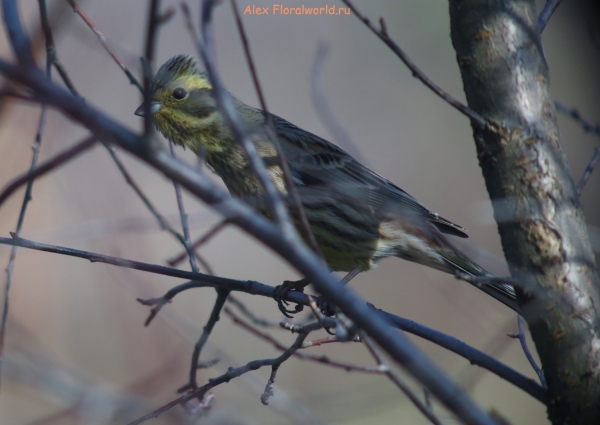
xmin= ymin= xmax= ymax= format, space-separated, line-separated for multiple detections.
xmin=438 ymin=246 xmax=520 ymax=313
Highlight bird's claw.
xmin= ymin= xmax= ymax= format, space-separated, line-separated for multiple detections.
xmin=316 ymin=296 xmax=336 ymax=317
xmin=274 ymin=279 xmax=309 ymax=318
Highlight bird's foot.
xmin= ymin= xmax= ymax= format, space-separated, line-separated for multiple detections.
xmin=274 ymin=278 xmax=310 ymax=318
xmin=316 ymin=296 xmax=337 ymax=317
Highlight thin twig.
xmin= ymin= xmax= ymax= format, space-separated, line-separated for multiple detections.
xmin=38 ymin=0 xmax=78 ymax=96
xmin=0 ymin=36 xmax=519 ymax=423
xmin=362 ymin=333 xmax=445 ymax=425
xmin=167 ymin=219 xmax=227 ymax=267
xmin=127 ymin=328 xmax=311 ymax=424
xmin=67 ymin=0 xmax=212 ymax=274
xmin=373 ymin=307 xmax=547 ymax=404
xmin=142 ymin=0 xmax=161 ymax=136
xmin=137 ymin=281 xmax=212 ymax=326
xmin=67 ymin=0 xmax=144 ymax=93
xmin=168 ymin=143 xmax=199 ymax=273
xmin=341 ymin=0 xmax=487 ymax=129
xmin=555 ymin=101 xmax=600 ymax=138
xmin=0 ymin=136 xmax=97 ymax=207
xmin=538 ymin=0 xmax=563 ymax=33
xmin=0 ymin=0 xmax=54 ymax=390
xmin=259 ymin=323 xmax=312 ymax=405
xmin=301 ymin=334 xmax=361 ymax=348
xmin=41 ymin=2 xmax=210 ymax=275
xmin=2 ymin=0 xmax=36 ymax=66
xmin=65 ymin=0 xmax=207 ymax=267
xmin=169 ymin=137 xmax=226 ymax=393
xmin=188 ymin=289 xmax=229 ymax=389
xmin=64 ymin=1 xmax=213 ymax=273
xmin=192 ymin=1 xmax=299 ymax=241
xmin=226 ymin=307 xmax=379 ymax=375
xmin=65 ymin=0 xmax=142 ymax=91
xmin=226 ymin=293 xmax=280 ymax=328
xmin=0 ymin=233 xmax=546 ymax=403
xmin=106 ymin=146 xmax=213 ymax=273
xmin=229 ymin=0 xmax=323 ymax=259
xmin=517 ymin=316 xmax=546 ymax=388
xmin=310 ymin=41 xmax=369 ymax=164
xmin=0 ymin=116 xmax=45 ymax=393
xmin=576 ymin=147 xmax=600 ymax=196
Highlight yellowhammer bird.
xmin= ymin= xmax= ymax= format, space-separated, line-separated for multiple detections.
xmin=135 ymin=55 xmax=518 ymax=314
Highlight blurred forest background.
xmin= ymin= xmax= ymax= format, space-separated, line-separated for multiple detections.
xmin=0 ymin=0 xmax=598 ymax=424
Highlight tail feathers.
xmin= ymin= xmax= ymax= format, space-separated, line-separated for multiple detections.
xmin=439 ymin=250 xmax=520 ymax=313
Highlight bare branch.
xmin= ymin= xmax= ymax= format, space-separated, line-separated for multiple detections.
xmin=0 ymin=234 xmax=546 ymax=403
xmin=38 ymin=0 xmax=78 ymax=95
xmin=184 ymin=2 xmax=298 ymax=241
xmin=225 ymin=307 xmax=383 ymax=376
xmin=0 ymin=135 xmax=97 ymax=207
xmin=0 ymin=17 xmax=508 ymax=423
xmin=168 ymin=143 xmax=200 ymax=274
xmin=226 ymin=293 xmax=281 ymax=328
xmin=555 ymin=101 xmax=600 ymax=138
xmin=517 ymin=315 xmax=546 ymax=388
xmin=142 ymin=0 xmax=162 ymax=136
xmin=65 ymin=0 xmax=142 ymax=91
xmin=2 ymin=0 xmax=36 ymax=66
xmin=538 ymin=0 xmax=563 ymax=33
xmin=167 ymin=219 xmax=228 ymax=267
xmin=449 ymin=1 xmax=600 ymax=421
xmin=188 ymin=289 xmax=229 ymax=389
xmin=362 ymin=332 xmax=445 ymax=425
xmin=576 ymin=147 xmax=600 ymax=196
xmin=341 ymin=0 xmax=488 ymax=129
xmin=310 ymin=42 xmax=368 ymax=164
xmin=1 ymin=0 xmax=58 ymax=391
xmin=374 ymin=307 xmax=547 ymax=403
xmin=229 ymin=0 xmax=323 ymax=259
xmin=127 ymin=328 xmax=311 ymax=425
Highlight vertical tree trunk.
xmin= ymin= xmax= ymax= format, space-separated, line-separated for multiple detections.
xmin=448 ymin=1 xmax=600 ymax=423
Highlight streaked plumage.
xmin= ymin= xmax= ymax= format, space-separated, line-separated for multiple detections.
xmin=136 ymin=55 xmax=518 ymax=312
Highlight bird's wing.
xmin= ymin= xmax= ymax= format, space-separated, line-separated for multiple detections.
xmin=271 ymin=115 xmax=468 ymax=238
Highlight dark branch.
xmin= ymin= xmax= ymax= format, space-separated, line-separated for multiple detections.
xmin=65 ymin=0 xmax=142 ymax=91
xmin=576 ymin=147 xmax=600 ymax=196
xmin=538 ymin=0 xmax=563 ymax=33
xmin=0 ymin=135 xmax=97 ymax=207
xmin=0 ymin=3 xmax=512 ymax=417
xmin=0 ymin=235 xmax=545 ymax=403
xmin=188 ymin=289 xmax=229 ymax=389
xmin=517 ymin=315 xmax=546 ymax=388
xmin=362 ymin=332 xmax=445 ymax=425
xmin=229 ymin=0 xmax=323 ymax=258
xmin=167 ymin=219 xmax=227 ymax=267
xmin=555 ymin=101 xmax=600 ymax=138
xmin=341 ymin=0 xmax=488 ymax=129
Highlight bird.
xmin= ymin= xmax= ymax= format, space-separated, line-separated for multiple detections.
xmin=135 ymin=55 xmax=519 ymax=315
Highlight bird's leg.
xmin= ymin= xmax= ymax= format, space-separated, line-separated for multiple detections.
xmin=276 ymin=268 xmax=362 ymax=318
xmin=274 ymin=277 xmax=310 ymax=318
xmin=341 ymin=267 xmax=361 ymax=284
xmin=318 ymin=268 xmax=362 ymax=317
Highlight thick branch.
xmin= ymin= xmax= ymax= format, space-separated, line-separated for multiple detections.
xmin=449 ymin=1 xmax=600 ymax=423
xmin=0 ymin=235 xmax=545 ymax=402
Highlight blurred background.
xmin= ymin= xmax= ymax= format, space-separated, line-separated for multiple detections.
xmin=0 ymin=0 xmax=598 ymax=423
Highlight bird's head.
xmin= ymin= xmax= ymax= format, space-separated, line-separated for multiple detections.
xmin=135 ymin=55 xmax=218 ymax=145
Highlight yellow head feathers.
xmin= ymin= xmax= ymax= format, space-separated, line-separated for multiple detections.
xmin=150 ymin=55 xmax=211 ymax=93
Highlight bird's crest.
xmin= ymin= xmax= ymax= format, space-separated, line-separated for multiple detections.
xmin=151 ymin=55 xmax=203 ymax=92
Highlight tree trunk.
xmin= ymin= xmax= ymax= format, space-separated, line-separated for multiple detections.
xmin=448 ymin=1 xmax=600 ymax=423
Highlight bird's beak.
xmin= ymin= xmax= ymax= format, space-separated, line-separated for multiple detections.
xmin=134 ymin=102 xmax=162 ymax=117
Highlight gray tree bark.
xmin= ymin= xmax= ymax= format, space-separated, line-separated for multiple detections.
xmin=449 ymin=1 xmax=600 ymax=423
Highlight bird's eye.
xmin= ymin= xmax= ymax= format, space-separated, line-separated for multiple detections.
xmin=172 ymin=87 xmax=188 ymax=100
